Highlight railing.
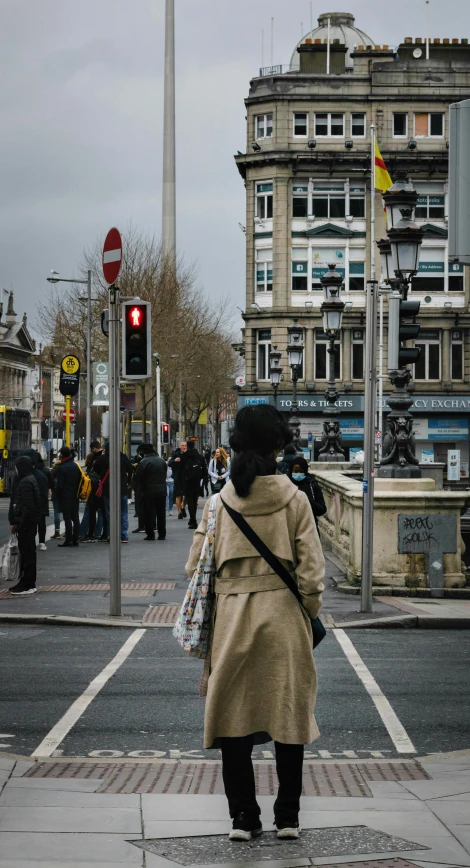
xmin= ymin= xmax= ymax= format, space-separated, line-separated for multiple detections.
xmin=258 ymin=64 xmax=297 ymax=77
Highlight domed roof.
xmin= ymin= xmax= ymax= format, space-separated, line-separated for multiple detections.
xmin=290 ymin=12 xmax=375 ymax=70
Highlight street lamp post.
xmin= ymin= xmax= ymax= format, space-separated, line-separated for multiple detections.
xmin=47 ymin=270 xmax=94 ymax=455
xmin=286 ymin=323 xmax=304 ymax=449
xmin=318 ymin=264 xmax=346 ymax=461
xmin=378 ymin=176 xmax=424 ymax=478
xmin=269 ymin=345 xmax=282 ymax=404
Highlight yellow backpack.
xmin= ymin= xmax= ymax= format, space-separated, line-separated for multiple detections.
xmin=77 ymin=464 xmax=92 ymax=501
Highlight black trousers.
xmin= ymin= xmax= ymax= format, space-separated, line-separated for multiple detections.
xmin=88 ymin=493 xmax=107 ymax=538
xmin=185 ymin=483 xmax=201 ymax=524
xmin=37 ymin=515 xmax=47 ymax=544
xmin=143 ymin=492 xmax=166 ymax=539
xmin=221 ymin=736 xmax=304 ymax=824
xmin=17 ymin=522 xmax=37 ymax=589
xmin=62 ymin=502 xmax=80 ymax=544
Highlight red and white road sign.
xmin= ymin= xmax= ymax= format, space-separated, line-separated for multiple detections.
xmin=62 ymin=407 xmax=76 ymax=422
xmin=102 ymin=227 xmax=122 ymax=285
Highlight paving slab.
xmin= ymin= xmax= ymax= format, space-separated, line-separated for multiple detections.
xmin=428 ymin=801 xmax=470 ymax=825
xmin=3 ymin=777 xmax=102 ymax=791
xmin=0 ymin=864 xmax=141 ymax=868
xmin=449 ymin=827 xmax=470 ymax=853
xmin=0 ymin=805 xmax=142 ymax=833
xmin=144 ymin=858 xmax=308 ymax=868
xmin=367 ymin=781 xmax=420 ymax=799
xmin=11 ymin=761 xmax=35 ymax=777
xmin=0 ymin=788 xmax=140 ymax=808
xmin=400 ymin=776 xmax=470 ymax=800
xmin=0 ymin=759 xmax=15 ymax=773
xmin=0 ymin=833 xmax=143 ymax=863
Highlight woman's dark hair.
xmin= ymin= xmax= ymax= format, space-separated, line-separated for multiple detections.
xmin=289 ymin=455 xmax=309 ymax=476
xmin=229 ymin=405 xmax=293 ymax=497
xmin=283 ymin=443 xmax=297 ymax=456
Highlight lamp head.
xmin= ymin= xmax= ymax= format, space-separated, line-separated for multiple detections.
xmin=47 ymin=269 xmax=60 ymax=285
xmin=251 ymin=141 xmax=261 ymax=152
xmin=307 ymin=138 xmax=317 ymax=150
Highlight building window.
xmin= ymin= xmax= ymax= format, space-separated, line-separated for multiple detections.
xmin=411 ymin=247 xmax=445 ymax=292
xmin=451 ymin=330 xmax=463 ymax=380
xmin=351 ymin=329 xmax=364 ymax=380
xmin=255 ymin=113 xmax=273 ymax=139
xmin=292 ymin=183 xmax=309 ymax=218
xmin=415 ymin=112 xmax=444 ymax=137
xmin=257 ymin=329 xmax=272 ymax=380
xmin=349 ymin=262 xmax=365 ymax=292
xmin=293 ymin=112 xmax=308 ymax=136
xmin=255 ymin=249 xmax=273 ymax=292
xmin=314 ymin=112 xmax=344 ymax=137
xmin=313 ymin=185 xmax=345 ymax=218
xmin=449 ymin=262 xmax=464 ymax=291
xmin=255 ymin=182 xmax=273 ymax=219
xmin=314 ymin=329 xmax=341 ymax=380
xmin=350 ymin=185 xmax=366 ymax=218
xmin=415 ymin=194 xmax=445 ymax=219
xmin=292 ymin=248 xmax=308 ymax=291
xmin=351 ymin=112 xmax=365 ymax=137
xmin=414 ymin=330 xmax=441 ymax=381
xmin=393 ymin=113 xmax=408 ymax=137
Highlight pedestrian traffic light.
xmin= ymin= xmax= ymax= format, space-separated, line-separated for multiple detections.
xmin=161 ymin=422 xmax=170 ymax=444
xmin=388 ymin=292 xmax=421 ymax=371
xmin=122 ymin=300 xmax=152 ymax=379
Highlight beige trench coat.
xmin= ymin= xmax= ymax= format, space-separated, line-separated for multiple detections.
xmin=185 ymin=474 xmax=325 ymax=749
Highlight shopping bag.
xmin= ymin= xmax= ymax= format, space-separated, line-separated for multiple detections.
xmin=2 ymin=534 xmax=20 ymax=583
xmin=172 ymin=495 xmax=218 ymax=658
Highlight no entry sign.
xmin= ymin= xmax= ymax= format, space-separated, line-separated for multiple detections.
xmin=62 ymin=407 xmax=76 ymax=422
xmin=102 ymin=227 xmax=122 ymax=285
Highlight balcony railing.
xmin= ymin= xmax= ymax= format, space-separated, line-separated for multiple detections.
xmin=259 ymin=64 xmax=297 ymax=77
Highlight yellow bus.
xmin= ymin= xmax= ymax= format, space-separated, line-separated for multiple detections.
xmin=0 ymin=407 xmax=32 ymax=495
xmin=122 ymin=419 xmax=152 ymax=456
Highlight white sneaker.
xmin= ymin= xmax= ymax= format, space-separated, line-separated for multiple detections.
xmin=38 ymin=543 xmax=47 ymax=551
xmin=276 ymin=824 xmax=300 ymax=839
xmin=10 ymin=586 xmax=38 ymax=596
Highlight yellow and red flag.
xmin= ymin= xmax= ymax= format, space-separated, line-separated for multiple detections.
xmin=374 ymin=141 xmax=392 ymax=193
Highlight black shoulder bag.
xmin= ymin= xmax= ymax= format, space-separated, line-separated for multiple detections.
xmin=221 ymin=498 xmax=326 ymax=649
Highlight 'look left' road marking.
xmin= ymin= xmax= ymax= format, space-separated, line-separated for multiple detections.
xmin=31 ymin=629 xmax=146 ymax=758
xmin=333 ymin=628 xmax=416 ymax=754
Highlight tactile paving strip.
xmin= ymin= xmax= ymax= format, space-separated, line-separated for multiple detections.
xmin=143 ymin=604 xmax=181 ymax=624
xmin=321 ymin=862 xmax=426 ymax=868
xmin=26 ymin=760 xmax=429 ymax=796
xmin=0 ymin=582 xmax=175 ymax=597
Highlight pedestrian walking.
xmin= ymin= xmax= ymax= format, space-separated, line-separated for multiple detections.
xmin=35 ymin=453 xmax=53 ymax=549
xmin=93 ymin=444 xmax=133 ymax=543
xmin=208 ymin=447 xmax=230 ymax=493
xmin=180 ymin=440 xmax=208 ymax=529
xmin=50 ymin=456 xmax=62 ymax=539
xmin=185 ymin=405 xmax=325 ymax=841
xmin=131 ymin=444 xmax=146 ymax=533
xmin=166 ymin=463 xmax=174 ymax=516
xmin=18 ymin=449 xmax=50 ymax=551
xmin=169 ymin=441 xmax=187 ymax=519
xmin=8 ymin=455 xmax=42 ymax=595
xmin=55 ymin=446 xmax=82 ymax=547
xmin=133 ymin=444 xmax=167 ymax=540
xmin=288 ymin=456 xmax=327 ymax=529
xmin=81 ymin=440 xmax=106 ymax=542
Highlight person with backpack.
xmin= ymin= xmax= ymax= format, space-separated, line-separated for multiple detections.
xmin=288 ymin=456 xmax=327 ymax=529
xmin=81 ymin=441 xmax=106 ymax=542
xmin=92 ymin=443 xmax=133 ymax=543
xmin=55 ymin=446 xmax=82 ymax=547
xmin=180 ymin=440 xmax=208 ymax=529
xmin=185 ymin=405 xmax=324 ymax=841
xmin=9 ymin=455 xmax=42 ymax=595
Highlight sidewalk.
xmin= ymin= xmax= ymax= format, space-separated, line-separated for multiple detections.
xmin=0 ymin=513 xmax=469 ymax=629
xmin=1 ymin=750 xmax=469 ymax=865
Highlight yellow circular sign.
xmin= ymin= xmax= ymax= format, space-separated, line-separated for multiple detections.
xmin=61 ymin=355 xmax=80 ymax=375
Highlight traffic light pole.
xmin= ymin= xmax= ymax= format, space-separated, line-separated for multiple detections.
xmin=65 ymin=395 xmax=71 ymax=447
xmin=108 ymin=283 xmax=121 ymax=617
xmin=155 ymin=356 xmax=162 ymax=456
xmin=360 ymin=279 xmax=378 ymax=613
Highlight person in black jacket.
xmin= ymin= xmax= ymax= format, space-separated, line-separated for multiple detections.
xmin=9 ymin=455 xmax=42 ymax=595
xmin=279 ymin=443 xmax=300 ymax=475
xmin=92 ymin=443 xmax=133 ymax=542
xmin=180 ymin=440 xmax=209 ymax=529
xmin=288 ymin=456 xmax=327 ymax=529
xmin=9 ymin=448 xmax=49 ymax=551
xmin=55 ymin=446 xmax=82 ymax=547
xmin=133 ymin=444 xmax=167 ymax=540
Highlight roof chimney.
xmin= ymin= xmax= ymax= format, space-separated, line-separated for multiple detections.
xmin=5 ymin=291 xmax=16 ymax=325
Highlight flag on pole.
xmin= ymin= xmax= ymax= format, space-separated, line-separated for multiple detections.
xmin=374 ymin=141 xmax=392 ymax=193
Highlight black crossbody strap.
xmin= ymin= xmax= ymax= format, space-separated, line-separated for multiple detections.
xmin=221 ymin=498 xmax=302 ymax=606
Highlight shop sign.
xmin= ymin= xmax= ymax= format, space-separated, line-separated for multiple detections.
xmin=238 ymin=394 xmax=470 ymax=414
xmin=339 ymin=417 xmax=364 ymax=440
xmin=428 ymin=418 xmax=469 ymax=440
xmin=447 ymin=450 xmax=461 ymax=481
xmin=421 ymin=449 xmax=435 ymax=463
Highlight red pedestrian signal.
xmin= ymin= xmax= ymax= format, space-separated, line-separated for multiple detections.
xmin=162 ymin=423 xmax=170 ymax=444
xmin=122 ymin=301 xmax=152 ymax=379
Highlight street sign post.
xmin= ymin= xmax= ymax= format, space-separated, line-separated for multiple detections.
xmin=61 ymin=407 xmax=76 ymax=422
xmin=103 ymin=227 xmax=123 ymax=617
xmin=93 ymin=362 xmax=110 ymax=406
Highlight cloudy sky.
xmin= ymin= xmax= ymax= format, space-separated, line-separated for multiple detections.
xmin=1 ymin=0 xmax=469 ymax=342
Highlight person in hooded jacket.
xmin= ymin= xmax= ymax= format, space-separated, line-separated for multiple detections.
xmin=133 ymin=444 xmax=167 ymax=540
xmin=55 ymin=446 xmax=82 ymax=546
xmin=288 ymin=456 xmax=327 ymax=529
xmin=8 ymin=455 xmax=42 ymax=595
xmin=9 ymin=449 xmax=49 ymax=551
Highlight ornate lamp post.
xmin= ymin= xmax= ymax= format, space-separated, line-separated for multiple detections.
xmin=286 ymin=322 xmax=304 ymax=448
xmin=378 ymin=175 xmax=424 ymax=478
xmin=318 ymin=264 xmax=346 ymax=461
xmin=269 ymin=346 xmax=282 ymax=403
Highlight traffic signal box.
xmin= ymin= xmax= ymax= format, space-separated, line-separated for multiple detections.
xmin=161 ymin=423 xmax=170 ymax=444
xmin=122 ymin=301 xmax=152 ymax=379
xmin=388 ymin=293 xmax=421 ymax=371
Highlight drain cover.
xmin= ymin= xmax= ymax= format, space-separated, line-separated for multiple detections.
xmin=133 ymin=826 xmax=427 ymax=864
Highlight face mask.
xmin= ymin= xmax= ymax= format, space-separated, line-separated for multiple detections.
xmin=292 ymin=472 xmax=306 ymax=482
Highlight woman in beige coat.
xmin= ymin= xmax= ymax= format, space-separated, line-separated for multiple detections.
xmin=186 ymin=405 xmax=325 ymax=842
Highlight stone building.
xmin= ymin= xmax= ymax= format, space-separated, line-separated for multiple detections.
xmin=235 ymin=12 xmax=470 ymax=474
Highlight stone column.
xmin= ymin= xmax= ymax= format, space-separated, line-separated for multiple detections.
xmin=442 ymin=327 xmax=451 ymax=383
xmin=305 ymin=327 xmax=314 ymax=381
xmin=273 ymin=174 xmax=290 ymax=309
xmin=342 ymin=328 xmax=351 ymax=384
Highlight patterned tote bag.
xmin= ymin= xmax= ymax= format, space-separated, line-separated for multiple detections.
xmin=173 ymin=494 xmax=218 ymax=658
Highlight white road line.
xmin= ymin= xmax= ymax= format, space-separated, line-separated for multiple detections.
xmin=333 ymin=628 xmax=416 ymax=755
xmin=31 ymin=628 xmax=146 ymax=758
